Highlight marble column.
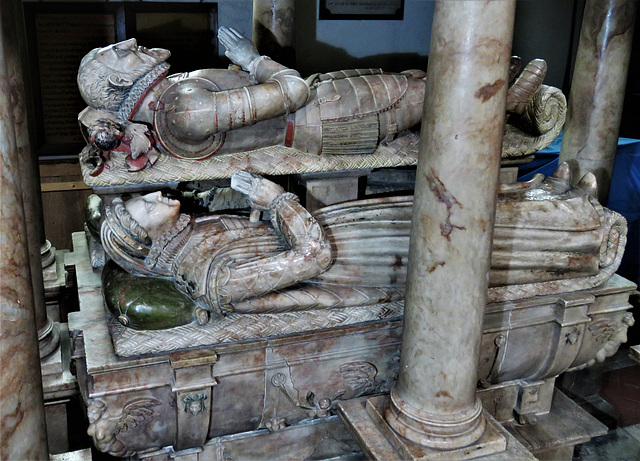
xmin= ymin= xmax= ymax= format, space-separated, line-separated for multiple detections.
xmin=6 ymin=0 xmax=60 ymax=359
xmin=558 ymin=0 xmax=637 ymax=205
xmin=0 ymin=1 xmax=49 ymax=458
xmin=385 ymin=0 xmax=515 ymax=450
xmin=252 ymin=0 xmax=295 ymax=67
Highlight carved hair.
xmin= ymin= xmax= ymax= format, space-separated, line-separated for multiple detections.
xmin=110 ymin=198 xmax=151 ymax=245
xmin=77 ymin=49 xmax=132 ymax=111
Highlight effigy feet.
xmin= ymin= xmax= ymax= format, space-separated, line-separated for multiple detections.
xmin=506 ymin=58 xmax=547 ymax=115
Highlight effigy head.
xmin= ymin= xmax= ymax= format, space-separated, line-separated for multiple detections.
xmin=124 ymin=192 xmax=181 ymax=241
xmin=78 ymin=38 xmax=170 ymax=111
xmin=100 ymin=192 xmax=184 ymax=276
xmin=102 ymin=197 xmax=152 ymax=261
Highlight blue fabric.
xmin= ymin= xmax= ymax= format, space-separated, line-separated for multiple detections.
xmin=517 ymin=134 xmax=565 ymax=181
xmin=517 ymin=133 xmax=640 ymax=285
xmin=608 ymin=139 xmax=640 ymax=286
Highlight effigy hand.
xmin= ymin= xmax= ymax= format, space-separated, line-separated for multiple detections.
xmin=218 ymin=26 xmax=260 ymax=72
xmin=230 ymin=171 xmax=286 ymax=211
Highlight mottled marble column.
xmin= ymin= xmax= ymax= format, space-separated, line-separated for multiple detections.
xmin=385 ymin=0 xmax=515 ymax=450
xmin=0 ymin=1 xmax=49 ymax=458
xmin=6 ymin=0 xmax=59 ymax=358
xmin=559 ymin=0 xmax=637 ymax=205
xmin=253 ymin=0 xmax=295 ymax=67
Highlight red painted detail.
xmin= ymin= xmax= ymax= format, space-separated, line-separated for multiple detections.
xmin=284 ymin=114 xmax=295 ymax=147
xmin=128 ymin=71 xmax=169 ymax=120
xmin=89 ymin=159 xmax=105 ymax=177
xmin=125 ymin=154 xmax=150 ymax=172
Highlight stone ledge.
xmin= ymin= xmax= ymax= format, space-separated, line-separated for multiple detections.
xmin=337 ymin=395 xmax=535 ymax=460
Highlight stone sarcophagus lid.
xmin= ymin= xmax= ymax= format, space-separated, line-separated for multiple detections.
xmin=68 ymin=228 xmax=635 ymax=458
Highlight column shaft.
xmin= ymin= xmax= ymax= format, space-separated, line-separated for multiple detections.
xmin=0 ymin=1 xmax=49 ymax=458
xmin=386 ymin=0 xmax=515 ymax=450
xmin=559 ymin=0 xmax=637 ymax=204
xmin=6 ymin=0 xmax=59 ymax=357
xmin=252 ymin=0 xmax=295 ymax=67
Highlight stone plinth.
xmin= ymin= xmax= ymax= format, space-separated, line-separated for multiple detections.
xmin=295 ymin=170 xmax=371 ymax=211
xmin=503 ymin=390 xmax=608 ymax=459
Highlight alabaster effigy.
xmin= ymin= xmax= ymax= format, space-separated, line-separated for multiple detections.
xmin=97 ymin=164 xmax=627 ymax=338
xmin=76 ymin=28 xmax=565 ymax=188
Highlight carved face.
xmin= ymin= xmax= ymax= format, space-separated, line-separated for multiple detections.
xmin=125 ymin=192 xmax=181 ymax=241
xmin=96 ymin=38 xmax=170 ymax=76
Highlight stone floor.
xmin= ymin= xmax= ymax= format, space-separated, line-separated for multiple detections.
xmin=575 ymin=424 xmax=640 ymax=460
xmin=570 ymin=344 xmax=640 ymax=461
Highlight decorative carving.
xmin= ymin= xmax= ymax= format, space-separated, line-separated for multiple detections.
xmin=486 ymin=334 xmax=508 ymax=383
xmin=565 ymin=327 xmax=580 ymax=345
xmin=336 ymin=361 xmax=389 ymax=399
xmin=182 ymin=393 xmax=208 ymax=416
xmin=87 ymin=398 xmax=161 ymax=457
xmin=264 ymin=417 xmax=287 ymax=432
xmin=270 ymin=372 xmax=341 ymax=418
xmin=588 ymin=320 xmax=617 ymax=344
xmin=109 ymin=302 xmax=405 ymax=357
xmin=570 ymin=313 xmax=635 ymax=371
xmin=489 ymin=390 xmax=506 ymax=419
xmin=269 ymin=372 xmax=319 ymax=417
xmin=270 ymin=360 xmax=392 ymax=419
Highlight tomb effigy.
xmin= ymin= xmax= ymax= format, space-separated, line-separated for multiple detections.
xmin=66 ymin=26 xmax=635 ymax=460
xmin=76 ymin=27 xmax=565 ymax=188
xmin=97 ymin=166 xmax=627 ymax=332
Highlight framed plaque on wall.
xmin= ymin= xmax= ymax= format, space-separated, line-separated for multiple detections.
xmin=319 ymin=0 xmax=404 ymax=20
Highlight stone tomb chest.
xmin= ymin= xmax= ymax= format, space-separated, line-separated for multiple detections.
xmin=67 ymin=230 xmax=636 ymax=459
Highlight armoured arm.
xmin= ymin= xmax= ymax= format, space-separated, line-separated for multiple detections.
xmin=212 ymin=172 xmax=332 ymax=312
xmin=199 ymin=28 xmax=309 ymax=131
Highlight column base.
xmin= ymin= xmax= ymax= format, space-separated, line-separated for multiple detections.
xmin=50 ymin=448 xmax=92 ymax=460
xmin=38 ymin=317 xmax=60 ymax=358
xmin=503 ymin=389 xmax=608 ymax=458
xmin=386 ymin=390 xmax=487 ymax=450
xmin=41 ymin=239 xmax=56 ymax=278
xmin=338 ymin=395 xmax=525 ymax=461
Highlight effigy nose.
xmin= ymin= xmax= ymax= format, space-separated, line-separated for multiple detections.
xmin=120 ymin=38 xmax=137 ymax=49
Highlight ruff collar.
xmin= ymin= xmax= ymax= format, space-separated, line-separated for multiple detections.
xmin=118 ymin=62 xmax=171 ymax=121
xmin=144 ymin=213 xmax=191 ymax=270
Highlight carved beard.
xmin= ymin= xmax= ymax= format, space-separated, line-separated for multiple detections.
xmin=98 ymin=60 xmax=164 ymax=111
xmin=119 ymin=58 xmax=164 ymax=86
